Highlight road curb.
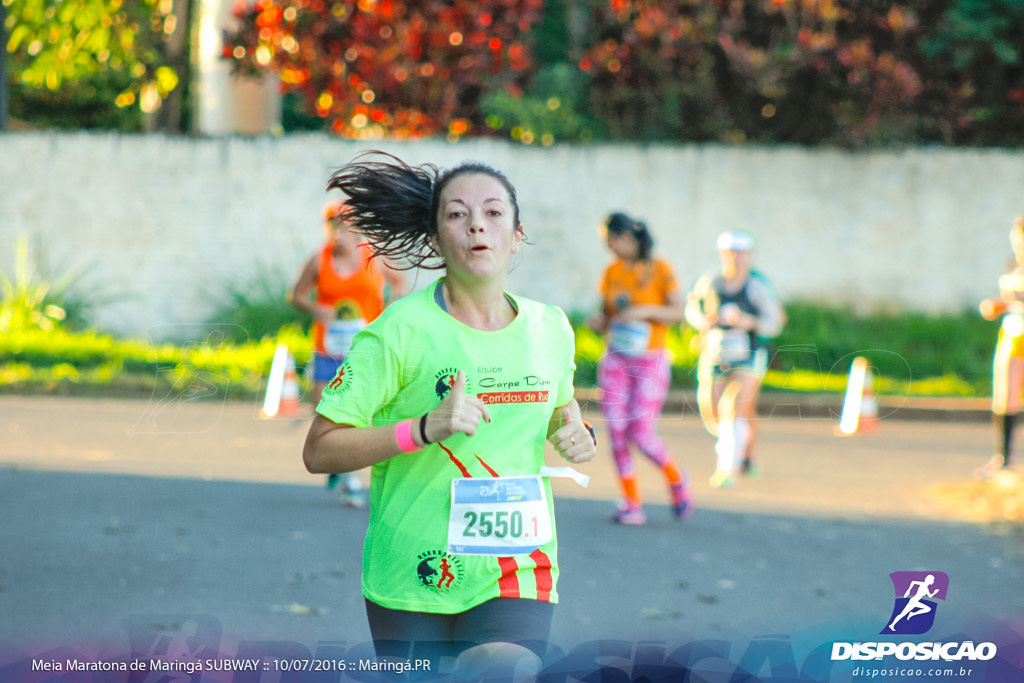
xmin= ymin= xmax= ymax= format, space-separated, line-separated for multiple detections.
xmin=575 ymin=389 xmax=992 ymax=423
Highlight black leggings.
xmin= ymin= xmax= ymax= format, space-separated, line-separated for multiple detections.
xmin=365 ymin=597 xmax=554 ymax=661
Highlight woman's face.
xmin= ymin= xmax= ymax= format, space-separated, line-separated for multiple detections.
xmin=433 ymin=173 xmax=521 ymax=280
xmin=606 ymin=230 xmax=640 ymax=261
xmin=327 ymin=214 xmax=360 ymax=251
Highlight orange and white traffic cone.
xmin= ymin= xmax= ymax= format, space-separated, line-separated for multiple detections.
xmin=261 ymin=344 xmax=304 ymax=419
xmin=859 ymin=366 xmax=879 ymax=434
xmin=836 ymin=356 xmax=878 ymax=436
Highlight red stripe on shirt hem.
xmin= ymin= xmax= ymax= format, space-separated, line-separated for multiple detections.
xmin=497 ymin=557 xmax=521 ymax=598
xmin=529 ymin=549 xmax=554 ymax=601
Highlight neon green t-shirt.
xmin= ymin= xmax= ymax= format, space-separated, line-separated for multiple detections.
xmin=316 ymin=279 xmax=576 ymax=613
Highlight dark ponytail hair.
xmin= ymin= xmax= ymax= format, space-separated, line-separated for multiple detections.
xmin=605 ymin=211 xmax=654 ymax=260
xmin=327 ymin=151 xmax=522 ymax=270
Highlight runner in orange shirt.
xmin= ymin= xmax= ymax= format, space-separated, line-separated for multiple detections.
xmin=588 ymin=212 xmax=692 ymax=525
xmin=290 ymin=199 xmax=406 ymax=503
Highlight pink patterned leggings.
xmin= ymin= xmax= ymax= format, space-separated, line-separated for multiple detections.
xmin=598 ymin=351 xmax=672 ymax=478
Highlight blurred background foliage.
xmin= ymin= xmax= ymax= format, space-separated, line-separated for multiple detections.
xmin=0 ymin=239 xmax=1002 ymax=399
xmin=5 ymin=0 xmax=191 ymax=132
xmin=0 ymin=236 xmax=112 ymax=333
xmin=4 ymin=0 xmax=1023 ymax=146
xmin=202 ymin=261 xmax=308 ymax=344
xmin=1 ymin=0 xmax=1015 ymax=398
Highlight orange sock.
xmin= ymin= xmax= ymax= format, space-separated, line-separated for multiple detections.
xmin=662 ymin=460 xmax=683 ymax=487
xmin=620 ymin=475 xmax=642 ymax=507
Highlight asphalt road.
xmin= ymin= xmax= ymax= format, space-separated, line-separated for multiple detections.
xmin=2 ymin=395 xmax=1023 ymax=681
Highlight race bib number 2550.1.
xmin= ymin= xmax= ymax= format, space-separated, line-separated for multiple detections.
xmin=447 ymin=476 xmax=552 ymax=556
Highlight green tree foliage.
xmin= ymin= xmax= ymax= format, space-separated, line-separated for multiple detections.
xmin=481 ymin=63 xmax=605 ymax=144
xmin=578 ymin=0 xmax=928 ymax=145
xmin=5 ymin=0 xmax=191 ymax=131
xmin=920 ymin=0 xmax=1024 ymax=145
xmin=478 ymin=0 xmax=606 ymax=144
xmin=7 ymin=0 xmax=148 ymax=90
xmin=580 ymin=0 xmax=1024 ymax=147
xmin=7 ymin=0 xmax=1024 ymax=144
xmin=221 ymin=0 xmax=543 ymax=139
xmin=579 ymin=0 xmax=729 ymax=142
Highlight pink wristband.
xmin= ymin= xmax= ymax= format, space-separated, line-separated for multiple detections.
xmin=394 ymin=419 xmax=418 ymax=453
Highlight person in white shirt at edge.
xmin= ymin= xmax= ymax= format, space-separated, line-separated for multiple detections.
xmin=977 ymin=214 xmax=1024 ymax=480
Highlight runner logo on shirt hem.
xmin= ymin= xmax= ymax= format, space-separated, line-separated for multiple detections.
xmin=416 ymin=550 xmax=464 ymax=593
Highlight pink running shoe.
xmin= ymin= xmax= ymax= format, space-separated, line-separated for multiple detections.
xmin=670 ymin=476 xmax=694 ymax=520
xmin=612 ymin=502 xmax=646 ymax=526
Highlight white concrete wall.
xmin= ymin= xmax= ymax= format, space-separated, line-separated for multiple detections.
xmin=2 ymin=132 xmax=1022 ymax=339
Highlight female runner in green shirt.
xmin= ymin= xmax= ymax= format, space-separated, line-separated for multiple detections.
xmin=302 ymin=152 xmax=596 ymax=679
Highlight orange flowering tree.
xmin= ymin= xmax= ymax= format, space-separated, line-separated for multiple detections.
xmin=222 ymin=0 xmax=542 ymax=139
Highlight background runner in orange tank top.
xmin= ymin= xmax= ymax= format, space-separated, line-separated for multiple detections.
xmin=290 ymin=199 xmax=406 ymax=502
